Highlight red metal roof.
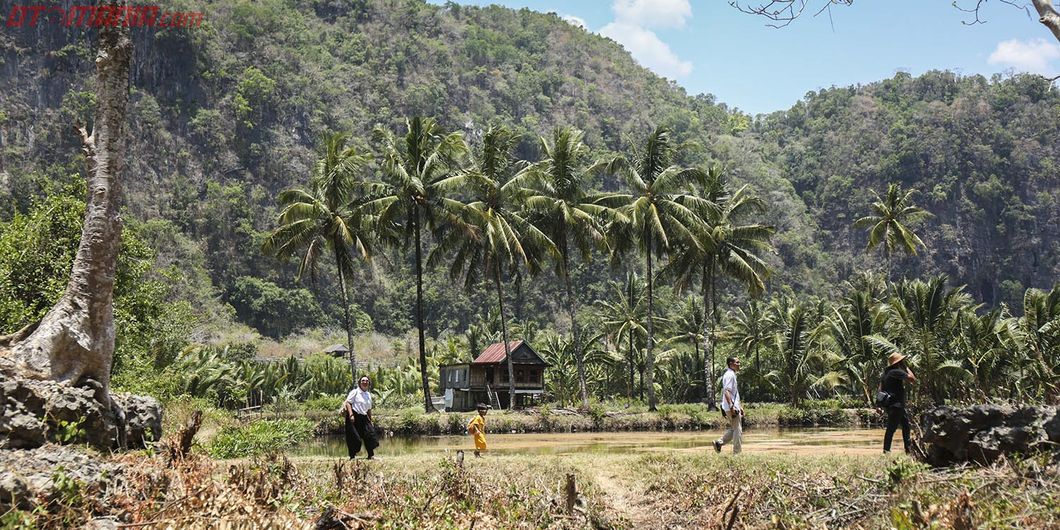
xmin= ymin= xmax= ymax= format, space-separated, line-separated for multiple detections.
xmin=473 ymin=340 xmax=524 ymax=364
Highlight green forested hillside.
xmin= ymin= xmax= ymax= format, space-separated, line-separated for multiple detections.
xmin=755 ymin=72 xmax=1060 ymax=306
xmin=1 ymin=0 xmax=1057 ymax=349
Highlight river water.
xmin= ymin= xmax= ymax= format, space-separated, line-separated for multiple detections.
xmin=291 ymin=427 xmax=887 ymax=458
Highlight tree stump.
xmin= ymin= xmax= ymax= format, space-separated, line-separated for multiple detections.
xmin=167 ymin=410 xmax=202 ymax=462
xmin=564 ymin=473 xmax=577 ymax=514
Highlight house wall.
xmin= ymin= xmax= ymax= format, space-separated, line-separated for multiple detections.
xmin=440 ymin=365 xmax=470 ymax=390
xmin=470 ymin=365 xmax=543 ymax=388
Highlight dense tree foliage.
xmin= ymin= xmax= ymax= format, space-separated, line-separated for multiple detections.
xmin=0 ymin=1 xmax=1057 ymax=409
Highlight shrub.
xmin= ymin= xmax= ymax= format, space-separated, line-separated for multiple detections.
xmin=208 ymin=419 xmax=314 ymax=459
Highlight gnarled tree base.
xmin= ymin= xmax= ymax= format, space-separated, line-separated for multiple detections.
xmin=4 ymin=297 xmax=114 ymax=388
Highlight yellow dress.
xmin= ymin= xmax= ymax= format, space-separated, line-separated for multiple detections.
xmin=468 ymin=415 xmax=487 ymax=451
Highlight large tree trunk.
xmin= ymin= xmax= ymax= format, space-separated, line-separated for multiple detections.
xmin=5 ymin=7 xmax=131 ymax=394
xmin=1033 ymin=0 xmax=1060 ymax=43
xmin=494 ymin=263 xmax=517 ymax=410
xmin=645 ymin=231 xmax=657 ymax=411
xmin=414 ymin=213 xmax=433 ymax=413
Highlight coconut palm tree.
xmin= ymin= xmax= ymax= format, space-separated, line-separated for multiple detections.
xmin=365 ymin=117 xmax=469 ymax=413
xmin=953 ymin=307 xmax=1011 ymax=400
xmin=853 ymin=183 xmax=931 ymax=278
xmin=1013 ymin=286 xmax=1060 ymax=402
xmin=665 ymin=297 xmax=707 ymax=401
xmin=429 ymin=126 xmax=558 ymax=409
xmin=262 ymin=132 xmax=374 ymax=378
xmin=665 ymin=167 xmax=774 ymax=408
xmin=596 ymin=272 xmax=648 ymax=399
xmin=539 ymin=331 xmax=612 ymax=407
xmin=826 ymin=290 xmax=886 ymax=406
xmin=866 ymin=275 xmax=972 ymax=406
xmin=522 ymin=127 xmax=622 ymax=409
xmin=602 ymin=126 xmax=709 ymax=411
xmin=721 ymin=298 xmax=773 ymax=399
xmin=766 ymin=301 xmax=834 ymax=407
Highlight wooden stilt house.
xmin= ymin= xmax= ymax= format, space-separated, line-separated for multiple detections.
xmin=439 ymin=340 xmax=547 ymax=411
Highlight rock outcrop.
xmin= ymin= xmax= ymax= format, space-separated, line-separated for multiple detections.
xmin=921 ymin=405 xmax=1060 ymax=466
xmin=0 ymin=373 xmax=161 ymax=451
xmin=0 ymin=445 xmax=126 ymax=512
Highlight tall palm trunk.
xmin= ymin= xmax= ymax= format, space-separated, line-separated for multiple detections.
xmin=627 ymin=278 xmax=635 ymax=399
xmin=413 ymin=212 xmax=433 ymax=413
xmin=564 ymin=253 xmax=589 ymax=409
xmin=335 ymin=248 xmax=356 ymax=381
xmin=627 ymin=330 xmax=634 ymax=399
xmin=692 ymin=338 xmax=701 ymax=401
xmin=7 ymin=13 xmax=131 ymax=394
xmin=494 ymin=263 xmax=517 ymax=409
xmin=702 ymin=260 xmax=717 ymax=409
xmin=711 ymin=260 xmax=721 ymax=403
xmin=754 ymin=337 xmax=763 ymax=375
xmin=514 ymin=272 xmax=524 ymax=321
xmin=753 ymin=343 xmax=762 ymax=400
xmin=645 ymin=230 xmax=657 ymax=411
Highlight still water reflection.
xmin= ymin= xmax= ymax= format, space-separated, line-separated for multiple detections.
xmin=291 ymin=428 xmax=886 ymax=458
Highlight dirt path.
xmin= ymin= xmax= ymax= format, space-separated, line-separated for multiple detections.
xmin=585 ymin=462 xmax=651 ymax=529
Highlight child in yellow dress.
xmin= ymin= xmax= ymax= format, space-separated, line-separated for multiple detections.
xmin=467 ymin=403 xmax=489 ymax=457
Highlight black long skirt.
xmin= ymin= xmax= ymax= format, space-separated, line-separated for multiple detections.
xmin=345 ymin=412 xmax=379 ymax=458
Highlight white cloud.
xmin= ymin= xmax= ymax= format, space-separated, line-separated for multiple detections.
xmin=600 ymin=20 xmax=693 ymax=78
xmin=561 ymin=14 xmax=587 ymax=29
xmin=612 ymin=0 xmax=691 ymax=29
xmin=988 ymin=38 xmax=1060 ymax=75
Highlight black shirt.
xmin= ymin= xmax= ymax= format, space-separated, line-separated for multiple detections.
xmin=881 ymin=366 xmax=907 ymax=407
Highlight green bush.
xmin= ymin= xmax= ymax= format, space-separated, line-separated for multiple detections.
xmin=299 ymin=394 xmax=345 ymax=414
xmin=208 ymin=419 xmax=314 ymax=459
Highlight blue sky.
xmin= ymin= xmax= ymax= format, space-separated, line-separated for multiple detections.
xmin=429 ymin=0 xmax=1060 ymax=115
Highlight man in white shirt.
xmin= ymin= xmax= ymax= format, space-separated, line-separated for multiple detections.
xmin=714 ymin=356 xmax=743 ymax=454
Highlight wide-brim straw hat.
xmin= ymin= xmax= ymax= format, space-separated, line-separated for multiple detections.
xmin=888 ymin=352 xmax=906 ymax=367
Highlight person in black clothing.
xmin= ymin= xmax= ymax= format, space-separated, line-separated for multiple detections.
xmin=343 ymin=376 xmax=379 ymax=460
xmin=879 ymin=351 xmax=917 ymax=453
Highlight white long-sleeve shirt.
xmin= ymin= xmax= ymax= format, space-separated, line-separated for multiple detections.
xmin=721 ymin=368 xmax=741 ymax=413
xmin=345 ymin=387 xmax=373 ymax=415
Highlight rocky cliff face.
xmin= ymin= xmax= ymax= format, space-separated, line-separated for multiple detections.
xmin=921 ymin=405 xmax=1060 ymax=466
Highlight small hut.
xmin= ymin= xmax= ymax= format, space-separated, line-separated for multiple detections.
xmin=322 ymin=344 xmax=350 ymax=358
xmin=439 ymin=340 xmax=547 ymax=411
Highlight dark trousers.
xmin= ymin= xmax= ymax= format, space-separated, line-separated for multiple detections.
xmin=883 ymin=406 xmax=910 ymax=453
xmin=345 ymin=412 xmax=378 ymax=458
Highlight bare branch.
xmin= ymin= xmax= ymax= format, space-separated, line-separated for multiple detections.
xmin=730 ymin=0 xmax=855 ymax=27
xmin=953 ymin=0 xmax=988 ymax=25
